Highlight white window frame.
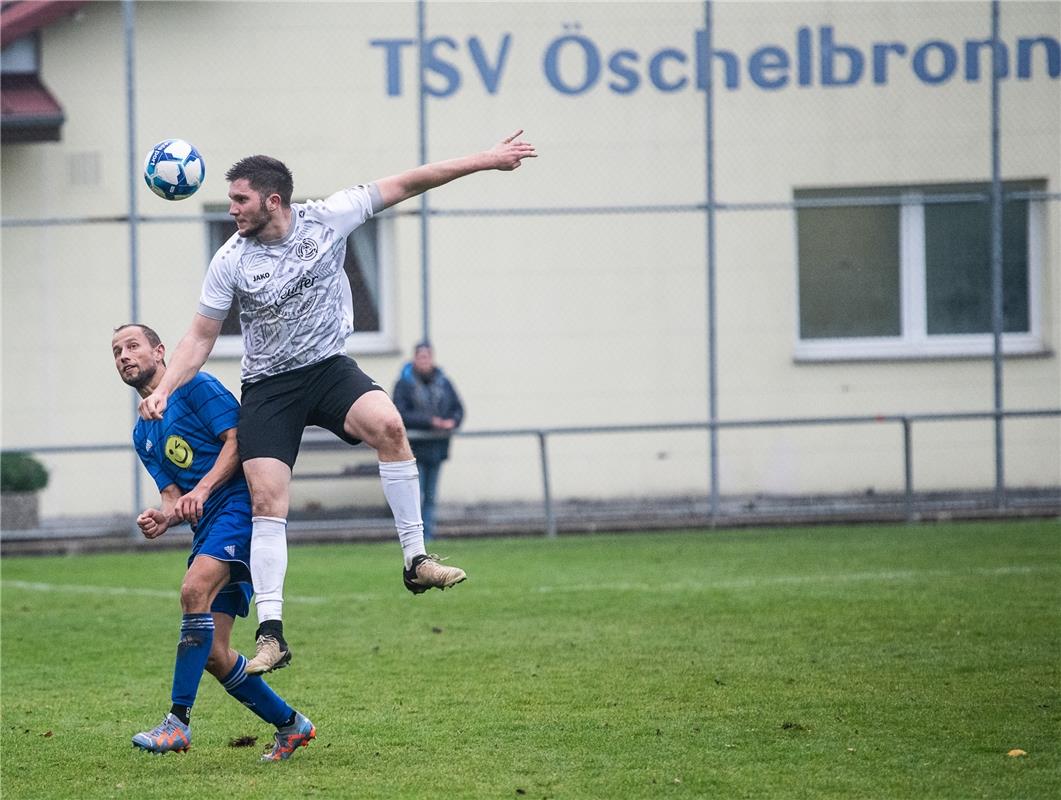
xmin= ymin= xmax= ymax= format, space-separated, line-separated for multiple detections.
xmin=208 ymin=212 xmax=398 ymax=359
xmin=793 ymin=190 xmax=1045 ymax=362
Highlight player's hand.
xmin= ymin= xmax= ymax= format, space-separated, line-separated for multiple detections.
xmin=490 ymin=129 xmax=536 ymax=171
xmin=175 ymin=488 xmax=207 ymax=525
xmin=137 ymin=508 xmax=169 ymax=539
xmin=138 ymin=390 xmax=169 ymax=420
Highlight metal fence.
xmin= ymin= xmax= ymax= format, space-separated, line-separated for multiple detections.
xmin=3 ymin=406 xmax=1059 ymax=543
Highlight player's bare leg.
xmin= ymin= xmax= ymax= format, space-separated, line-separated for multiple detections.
xmin=344 ymin=391 xmax=466 ymax=593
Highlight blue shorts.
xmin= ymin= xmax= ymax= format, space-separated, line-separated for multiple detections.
xmin=189 ymin=495 xmax=254 ymax=618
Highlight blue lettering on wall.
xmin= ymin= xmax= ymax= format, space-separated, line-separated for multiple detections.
xmin=1018 ymin=36 xmax=1061 ymax=79
xmin=872 ymin=42 xmax=908 ymax=84
xmin=370 ymin=24 xmax=1061 ymax=98
xmin=369 ymin=34 xmax=511 ymax=97
xmin=424 ymin=36 xmax=461 ymax=97
xmin=649 ymin=48 xmax=688 ymax=92
xmin=468 ymin=34 xmax=512 ymax=94
xmin=369 ymin=38 xmax=415 ymax=96
xmin=797 ymin=27 xmax=813 ymax=86
xmin=607 ymin=49 xmax=640 ymax=94
xmin=543 ymin=27 xmax=602 ymax=95
xmin=964 ymin=39 xmax=1008 ymax=80
xmin=695 ymin=30 xmax=740 ymax=90
xmin=749 ymin=45 xmax=789 ymax=89
xmin=821 ymin=26 xmax=864 ymax=86
xmin=913 ymin=40 xmax=958 ymax=84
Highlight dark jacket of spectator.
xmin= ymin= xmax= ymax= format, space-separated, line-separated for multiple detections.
xmin=393 ymin=361 xmax=464 ymax=463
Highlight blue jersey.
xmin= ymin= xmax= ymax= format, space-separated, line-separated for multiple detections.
xmin=133 ymin=372 xmax=249 ymax=516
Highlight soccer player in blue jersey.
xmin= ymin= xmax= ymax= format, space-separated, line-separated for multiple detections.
xmin=113 ymin=323 xmax=314 ymax=761
xmin=138 ymin=130 xmax=536 ymax=673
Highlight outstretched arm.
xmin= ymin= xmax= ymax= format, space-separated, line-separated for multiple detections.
xmin=138 ymin=313 xmax=223 ymax=420
xmin=374 ymin=129 xmax=536 ymax=210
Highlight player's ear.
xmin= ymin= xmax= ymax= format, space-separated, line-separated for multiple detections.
xmin=266 ymin=192 xmax=282 ymax=212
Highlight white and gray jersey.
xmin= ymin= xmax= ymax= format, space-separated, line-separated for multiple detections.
xmin=199 ymin=184 xmax=383 ymax=384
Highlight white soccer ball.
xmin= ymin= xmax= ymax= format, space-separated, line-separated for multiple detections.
xmin=143 ymin=138 xmax=205 ymax=200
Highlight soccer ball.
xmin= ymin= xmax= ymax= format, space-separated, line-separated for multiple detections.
xmin=143 ymin=138 xmax=205 ymax=200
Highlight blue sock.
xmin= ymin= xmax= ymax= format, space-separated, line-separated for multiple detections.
xmin=170 ymin=613 xmax=214 ymax=711
xmin=219 ymin=654 xmax=293 ymax=727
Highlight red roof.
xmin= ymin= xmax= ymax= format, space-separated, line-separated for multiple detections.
xmin=1 ymin=1 xmax=91 ymax=48
xmin=1 ymin=73 xmax=62 ymax=141
xmin=1 ymin=73 xmax=62 ymax=120
xmin=1 ymin=2 xmax=91 ymax=141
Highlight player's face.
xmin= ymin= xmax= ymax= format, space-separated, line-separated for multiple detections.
xmin=228 ymin=179 xmax=272 ymax=238
xmin=112 ymin=328 xmax=162 ymax=390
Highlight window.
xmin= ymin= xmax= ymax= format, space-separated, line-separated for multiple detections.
xmin=1 ymin=35 xmax=39 ymax=73
xmin=794 ymin=182 xmax=1044 ymax=360
xmin=205 ymin=208 xmax=393 ymax=357
xmin=1 ymin=34 xmax=65 ymax=143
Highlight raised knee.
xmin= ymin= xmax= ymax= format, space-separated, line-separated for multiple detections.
xmin=380 ymin=412 xmax=407 ymax=445
xmin=355 ymin=409 xmax=407 ymax=450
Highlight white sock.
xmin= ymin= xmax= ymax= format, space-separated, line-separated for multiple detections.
xmin=379 ymin=459 xmax=426 ymax=568
xmin=250 ymin=516 xmax=287 ymax=624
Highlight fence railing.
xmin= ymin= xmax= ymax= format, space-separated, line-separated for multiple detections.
xmin=4 ymin=407 xmax=1058 ymax=540
xmin=450 ymin=408 xmax=1060 ymax=535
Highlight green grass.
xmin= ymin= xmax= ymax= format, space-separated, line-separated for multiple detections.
xmin=2 ymin=520 xmax=1059 ymax=799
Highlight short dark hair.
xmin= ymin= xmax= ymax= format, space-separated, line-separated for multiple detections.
xmin=414 ymin=340 xmax=433 ymax=354
xmin=113 ymin=323 xmax=162 ymax=349
xmin=225 ymin=155 xmax=294 ymax=206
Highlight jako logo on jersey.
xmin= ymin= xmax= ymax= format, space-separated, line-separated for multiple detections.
xmin=145 ymin=439 xmax=154 ymax=452
xmin=253 ymin=272 xmax=270 ymax=281
xmin=165 ymin=435 xmax=194 ymax=469
xmin=277 ymin=274 xmax=317 ymax=305
xmin=296 ymin=239 xmax=319 ymax=260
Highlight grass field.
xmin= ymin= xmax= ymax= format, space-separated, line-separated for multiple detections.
xmin=1 ymin=520 xmax=1059 ymax=799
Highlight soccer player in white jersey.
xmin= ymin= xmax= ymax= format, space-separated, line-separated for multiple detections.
xmin=138 ymin=130 xmax=537 ymax=673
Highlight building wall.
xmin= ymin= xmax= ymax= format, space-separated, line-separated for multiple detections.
xmin=2 ymin=1 xmax=1058 ymax=520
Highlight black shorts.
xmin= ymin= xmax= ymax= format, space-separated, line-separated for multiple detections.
xmin=238 ymin=355 xmax=385 ymax=468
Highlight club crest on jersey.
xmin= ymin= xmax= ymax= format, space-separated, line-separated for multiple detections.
xmin=296 ymin=238 xmax=318 ymax=260
xmin=165 ymin=435 xmax=194 ymax=469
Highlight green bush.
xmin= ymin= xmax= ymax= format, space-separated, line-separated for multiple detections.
xmin=0 ymin=452 xmax=49 ymax=492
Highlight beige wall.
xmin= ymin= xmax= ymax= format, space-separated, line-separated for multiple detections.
xmin=2 ymin=2 xmax=1058 ymax=520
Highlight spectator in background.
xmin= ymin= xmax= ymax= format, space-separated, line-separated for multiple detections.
xmin=393 ymin=342 xmax=465 ymax=541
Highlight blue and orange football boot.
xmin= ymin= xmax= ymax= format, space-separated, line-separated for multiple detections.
xmin=260 ymin=712 xmax=315 ymax=762
xmin=132 ymin=714 xmax=191 ymax=754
